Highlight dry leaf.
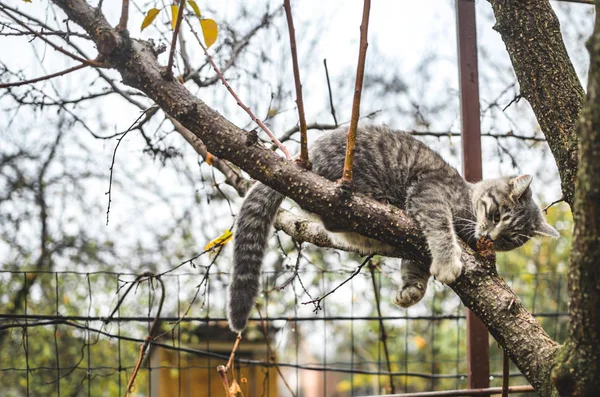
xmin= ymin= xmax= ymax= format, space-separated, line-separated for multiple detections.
xmin=141 ymin=8 xmax=160 ymax=31
xmin=170 ymin=4 xmax=179 ymax=30
xmin=188 ymin=0 xmax=201 ymax=17
xmin=200 ymin=19 xmax=219 ymax=48
xmin=205 ymin=230 xmax=233 ymax=251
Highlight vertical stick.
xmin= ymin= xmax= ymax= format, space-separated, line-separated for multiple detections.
xmin=369 ymin=263 xmax=396 ymax=394
xmin=283 ymin=0 xmax=310 ymax=168
xmin=340 ymin=0 xmax=371 ymax=184
xmin=456 ymin=1 xmax=490 ymax=396
xmin=502 ymin=348 xmax=510 ymax=397
xmin=323 ymin=59 xmax=339 ymax=126
xmin=115 ymin=0 xmax=129 ymax=32
xmin=167 ymin=0 xmax=187 ymax=75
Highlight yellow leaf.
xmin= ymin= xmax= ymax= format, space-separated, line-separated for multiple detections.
xmin=205 ymin=152 xmax=214 ymax=165
xmin=205 ymin=230 xmax=233 ymax=251
xmin=22 ymin=0 xmax=32 ymax=3
xmin=200 ymin=19 xmax=219 ymax=48
xmin=229 ymin=379 xmax=243 ymax=396
xmin=188 ymin=0 xmax=201 ymax=17
xmin=141 ymin=8 xmax=160 ymax=31
xmin=170 ymin=5 xmax=179 ymax=30
xmin=413 ymin=335 xmax=427 ymax=350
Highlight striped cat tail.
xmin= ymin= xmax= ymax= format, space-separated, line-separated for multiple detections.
xmin=227 ymin=183 xmax=285 ymax=332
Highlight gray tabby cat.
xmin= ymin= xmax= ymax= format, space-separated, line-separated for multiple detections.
xmin=227 ymin=125 xmax=558 ymax=332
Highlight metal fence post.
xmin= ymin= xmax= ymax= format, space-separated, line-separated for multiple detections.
xmin=456 ymin=0 xmax=490 ymax=395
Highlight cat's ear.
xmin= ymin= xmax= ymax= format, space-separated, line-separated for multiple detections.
xmin=534 ymin=221 xmax=560 ymax=239
xmin=509 ymin=174 xmax=533 ymax=199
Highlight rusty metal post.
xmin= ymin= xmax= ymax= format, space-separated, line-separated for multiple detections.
xmin=456 ymin=0 xmax=490 ymax=395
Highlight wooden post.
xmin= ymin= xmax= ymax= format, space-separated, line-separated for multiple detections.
xmin=456 ymin=0 xmax=490 ymax=395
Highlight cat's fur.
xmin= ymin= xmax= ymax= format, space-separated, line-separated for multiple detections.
xmin=227 ymin=126 xmax=559 ymax=332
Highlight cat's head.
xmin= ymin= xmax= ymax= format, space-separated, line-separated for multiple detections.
xmin=472 ymin=175 xmax=559 ymax=251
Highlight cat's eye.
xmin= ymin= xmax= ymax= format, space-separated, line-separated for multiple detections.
xmin=493 ymin=212 xmax=501 ymax=223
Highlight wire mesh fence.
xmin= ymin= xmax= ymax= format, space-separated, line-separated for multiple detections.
xmin=0 ymin=254 xmax=568 ymax=397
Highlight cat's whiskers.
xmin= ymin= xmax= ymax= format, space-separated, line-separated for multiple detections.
xmin=454 ymin=216 xmax=477 ymax=225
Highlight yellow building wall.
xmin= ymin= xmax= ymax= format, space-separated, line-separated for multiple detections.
xmin=150 ymin=346 xmax=280 ymax=397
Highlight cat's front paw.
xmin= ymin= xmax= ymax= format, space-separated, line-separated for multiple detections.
xmin=430 ymin=253 xmax=463 ymax=285
xmin=393 ymin=282 xmax=426 ymax=308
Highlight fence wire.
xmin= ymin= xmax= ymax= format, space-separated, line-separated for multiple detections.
xmin=0 ymin=256 xmax=568 ymax=397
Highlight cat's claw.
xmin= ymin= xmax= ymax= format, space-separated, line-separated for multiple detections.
xmin=393 ymin=282 xmax=426 ymax=307
xmin=430 ymin=255 xmax=463 ymax=285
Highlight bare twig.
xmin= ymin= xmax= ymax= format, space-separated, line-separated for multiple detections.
xmin=256 ymin=305 xmax=297 ymax=397
xmin=0 ymin=63 xmax=89 ymax=89
xmin=171 ymin=116 xmax=253 ymax=196
xmin=502 ymin=93 xmax=522 ymax=111
xmin=0 ymin=7 xmax=104 ymax=67
xmin=226 ymin=333 xmax=242 ymax=371
xmin=216 ymin=365 xmax=231 ymax=396
xmin=106 ymin=107 xmax=157 ymax=225
xmin=119 ymin=275 xmax=166 ymax=397
xmin=184 ymin=17 xmax=293 ymax=160
xmin=323 ymin=59 xmax=338 ymax=126
xmin=369 ymin=263 xmax=395 ymax=394
xmin=283 ymin=0 xmax=309 ymax=168
xmin=178 ymin=26 xmax=192 ymax=76
xmin=341 ymin=0 xmax=371 ymax=183
xmin=542 ymin=197 xmax=564 ymax=214
xmin=167 ymin=0 xmax=186 ymax=75
xmin=216 ymin=331 xmax=243 ymax=397
xmin=115 ymin=0 xmax=129 ymax=32
xmin=302 ymin=254 xmax=374 ymax=311
xmin=502 ymin=348 xmax=510 ymax=397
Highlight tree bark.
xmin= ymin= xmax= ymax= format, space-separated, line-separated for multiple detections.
xmin=551 ymin=3 xmax=600 ymax=396
xmin=50 ymin=0 xmax=565 ymax=394
xmin=487 ymin=0 xmax=585 ymax=208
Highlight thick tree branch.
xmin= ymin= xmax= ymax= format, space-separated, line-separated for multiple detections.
xmin=487 ymin=0 xmax=585 ymax=208
xmin=551 ymin=3 xmax=600 ymax=395
xmin=49 ymin=0 xmax=561 ymax=393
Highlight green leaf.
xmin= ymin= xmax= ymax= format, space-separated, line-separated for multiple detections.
xmin=200 ymin=18 xmax=218 ymax=48
xmin=141 ymin=8 xmax=160 ymax=31
xmin=188 ymin=0 xmax=201 ymax=17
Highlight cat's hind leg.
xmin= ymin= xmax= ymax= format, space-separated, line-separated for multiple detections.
xmin=393 ymin=259 xmax=430 ymax=307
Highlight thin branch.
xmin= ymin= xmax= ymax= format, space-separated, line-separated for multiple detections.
xmin=0 ymin=7 xmax=104 ymax=67
xmin=184 ymin=16 xmax=293 ymax=160
xmin=171 ymin=116 xmax=253 ymax=196
xmin=302 ymin=255 xmax=374 ymax=311
xmin=502 ymin=348 xmax=510 ymax=397
xmin=186 ymin=9 xmax=280 ymax=87
xmin=323 ymin=58 xmax=338 ymax=126
xmin=225 ymin=333 xmax=242 ymax=371
xmin=167 ymin=0 xmax=186 ymax=74
xmin=284 ymin=0 xmax=309 ymax=168
xmin=369 ymin=263 xmax=395 ymax=394
xmin=341 ymin=0 xmax=371 ymax=183
xmin=0 ymin=63 xmax=88 ymax=89
xmin=125 ymin=276 xmax=165 ymax=397
xmin=178 ymin=25 xmax=192 ymax=76
xmin=115 ymin=0 xmax=129 ymax=32
xmin=216 ymin=365 xmax=231 ymax=396
xmin=256 ymin=305 xmax=297 ymax=397
xmin=542 ymin=197 xmax=564 ymax=214
xmin=106 ymin=107 xmax=157 ymax=225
